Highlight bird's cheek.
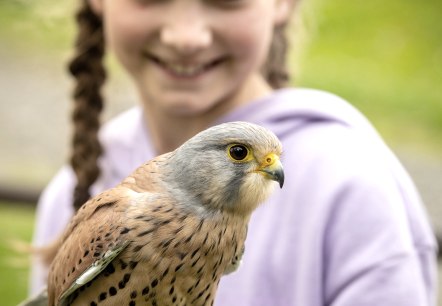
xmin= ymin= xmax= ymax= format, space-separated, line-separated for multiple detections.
xmin=237 ymin=173 xmax=275 ymax=214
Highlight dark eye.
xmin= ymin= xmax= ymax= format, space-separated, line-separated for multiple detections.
xmin=229 ymin=145 xmax=249 ymax=161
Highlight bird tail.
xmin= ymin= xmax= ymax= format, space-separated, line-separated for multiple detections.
xmin=17 ymin=288 xmax=48 ymax=306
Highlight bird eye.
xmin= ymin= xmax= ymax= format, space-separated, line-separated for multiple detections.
xmin=228 ymin=144 xmax=249 ymax=161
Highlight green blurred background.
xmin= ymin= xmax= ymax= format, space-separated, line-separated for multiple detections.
xmin=0 ymin=0 xmax=441 ymax=305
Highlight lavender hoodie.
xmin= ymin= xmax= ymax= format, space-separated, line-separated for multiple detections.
xmin=32 ymin=89 xmax=438 ymax=305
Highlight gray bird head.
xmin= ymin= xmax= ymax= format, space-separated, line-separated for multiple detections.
xmin=163 ymin=122 xmax=284 ymax=217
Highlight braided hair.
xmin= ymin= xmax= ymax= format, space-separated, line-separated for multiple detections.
xmin=68 ymin=0 xmax=106 ymax=211
xmin=262 ymin=24 xmax=290 ymax=89
xmin=68 ymin=1 xmax=291 ymax=211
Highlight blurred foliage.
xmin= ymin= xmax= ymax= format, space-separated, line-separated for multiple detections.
xmin=0 ymin=0 xmax=74 ymax=53
xmin=0 ymin=203 xmax=35 ymax=305
xmin=294 ymin=0 xmax=442 ymax=153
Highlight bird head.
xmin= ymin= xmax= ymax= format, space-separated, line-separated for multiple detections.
xmin=164 ymin=122 xmax=284 ymax=217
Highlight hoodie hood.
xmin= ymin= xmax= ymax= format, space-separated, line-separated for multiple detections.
xmin=217 ymin=88 xmax=378 ymax=140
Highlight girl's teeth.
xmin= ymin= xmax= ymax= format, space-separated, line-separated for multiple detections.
xmin=166 ymin=64 xmax=205 ymax=76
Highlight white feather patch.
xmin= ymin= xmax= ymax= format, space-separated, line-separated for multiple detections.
xmin=59 ymin=241 xmax=129 ymax=304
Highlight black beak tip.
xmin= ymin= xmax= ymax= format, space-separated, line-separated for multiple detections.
xmin=273 ymin=170 xmax=284 ymax=189
xmin=278 ymin=173 xmax=285 ymax=189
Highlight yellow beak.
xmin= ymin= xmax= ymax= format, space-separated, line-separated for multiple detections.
xmin=259 ymin=153 xmax=284 ymax=188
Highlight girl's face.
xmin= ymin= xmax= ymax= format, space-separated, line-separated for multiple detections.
xmin=91 ymin=0 xmax=290 ymax=117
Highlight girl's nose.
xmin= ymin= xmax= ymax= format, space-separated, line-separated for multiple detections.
xmin=160 ymin=8 xmax=212 ymax=55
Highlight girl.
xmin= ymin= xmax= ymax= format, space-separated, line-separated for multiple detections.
xmin=31 ymin=0 xmax=438 ymax=305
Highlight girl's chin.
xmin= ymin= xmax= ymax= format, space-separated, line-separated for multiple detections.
xmin=163 ymin=102 xmax=217 ymax=117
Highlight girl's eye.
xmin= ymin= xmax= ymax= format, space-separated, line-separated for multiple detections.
xmin=229 ymin=145 xmax=249 ymax=161
xmin=133 ymin=0 xmax=164 ymax=5
xmin=209 ymin=0 xmax=247 ymax=8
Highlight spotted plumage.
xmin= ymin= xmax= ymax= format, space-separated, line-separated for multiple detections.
xmin=27 ymin=122 xmax=284 ymax=306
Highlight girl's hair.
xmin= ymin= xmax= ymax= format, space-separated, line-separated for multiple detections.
xmin=262 ymin=24 xmax=290 ymax=89
xmin=68 ymin=0 xmax=106 ymax=210
xmin=68 ymin=1 xmax=290 ymax=211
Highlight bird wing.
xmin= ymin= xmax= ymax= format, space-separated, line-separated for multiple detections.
xmin=48 ymin=155 xmax=171 ymax=305
xmin=47 ymin=187 xmax=136 ymax=305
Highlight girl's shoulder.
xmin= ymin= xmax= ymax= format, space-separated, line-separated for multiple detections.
xmin=97 ymin=106 xmax=154 ymax=184
xmin=99 ymin=106 xmax=145 ymax=146
xmin=224 ymin=88 xmax=372 ymax=129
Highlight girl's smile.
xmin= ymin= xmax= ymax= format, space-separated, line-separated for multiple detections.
xmin=143 ymin=51 xmax=229 ymax=80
